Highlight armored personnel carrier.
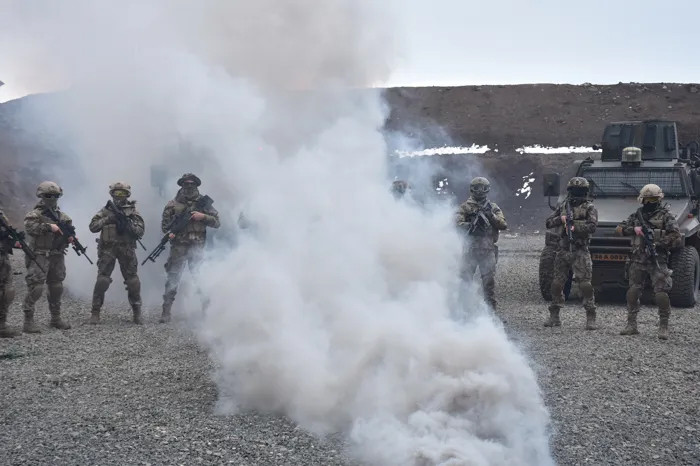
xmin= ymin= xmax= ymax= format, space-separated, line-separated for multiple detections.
xmin=540 ymin=120 xmax=700 ymax=307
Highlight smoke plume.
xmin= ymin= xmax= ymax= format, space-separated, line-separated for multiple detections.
xmin=0 ymin=1 xmax=552 ymax=464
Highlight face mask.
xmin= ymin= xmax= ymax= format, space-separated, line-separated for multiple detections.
xmin=472 ymin=191 xmax=487 ymax=202
xmin=112 ymin=195 xmax=128 ymax=207
xmin=642 ymin=201 xmax=658 ymax=213
xmin=182 ymin=186 xmax=199 ymax=199
xmin=42 ymin=197 xmax=58 ymax=209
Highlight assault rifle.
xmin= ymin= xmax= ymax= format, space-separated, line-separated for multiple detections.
xmin=565 ymin=201 xmax=575 ymax=252
xmin=105 ymin=201 xmax=146 ymax=251
xmin=142 ymin=195 xmax=214 ymax=266
xmin=636 ymin=209 xmax=660 ymax=268
xmin=466 ymin=202 xmax=493 ymax=235
xmin=0 ymin=215 xmax=45 ymax=273
xmin=43 ymin=209 xmax=94 ymax=265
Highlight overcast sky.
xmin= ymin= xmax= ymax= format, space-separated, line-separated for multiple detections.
xmin=1 ymin=0 xmax=699 ymax=102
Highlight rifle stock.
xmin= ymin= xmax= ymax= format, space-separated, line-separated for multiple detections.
xmin=0 ymin=215 xmax=45 ymax=273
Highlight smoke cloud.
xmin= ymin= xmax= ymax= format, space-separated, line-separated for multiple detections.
xmin=0 ymin=1 xmax=552 ymax=464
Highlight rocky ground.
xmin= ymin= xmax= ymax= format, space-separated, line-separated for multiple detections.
xmin=2 ymin=237 xmax=699 ymax=465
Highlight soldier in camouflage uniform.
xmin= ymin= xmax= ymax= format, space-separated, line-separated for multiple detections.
xmin=455 ymin=177 xmax=508 ymax=310
xmin=22 ymin=181 xmax=75 ymax=333
xmin=159 ymin=173 xmax=220 ymax=323
xmin=391 ymin=180 xmax=409 ymax=199
xmin=0 ymin=209 xmax=21 ymax=338
xmin=544 ymin=177 xmax=598 ymax=329
xmin=616 ymin=183 xmax=681 ymax=340
xmin=88 ymin=182 xmax=146 ymax=325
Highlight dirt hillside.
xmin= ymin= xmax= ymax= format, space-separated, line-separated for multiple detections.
xmin=2 ymin=83 xmax=700 ymax=229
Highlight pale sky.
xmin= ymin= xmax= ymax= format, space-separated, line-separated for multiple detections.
xmin=1 ymin=0 xmax=699 ymax=102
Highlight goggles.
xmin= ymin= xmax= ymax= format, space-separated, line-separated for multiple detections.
xmin=642 ymin=197 xmax=660 ymax=204
xmin=111 ymin=189 xmax=130 ymax=197
xmin=41 ymin=193 xmax=60 ymax=199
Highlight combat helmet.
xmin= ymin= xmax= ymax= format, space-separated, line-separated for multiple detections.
xmin=177 ymin=173 xmax=201 ymax=187
xmin=392 ymin=180 xmax=408 ymax=196
xmin=566 ymin=176 xmax=590 ymax=199
xmin=36 ymin=181 xmax=63 ymax=198
xmin=109 ymin=181 xmax=131 ymax=197
xmin=470 ymin=177 xmax=490 ymax=201
xmin=637 ymin=183 xmax=664 ymax=203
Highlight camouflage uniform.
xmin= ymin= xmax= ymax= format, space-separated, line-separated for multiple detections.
xmin=616 ymin=184 xmax=682 ymax=340
xmin=88 ymin=182 xmax=146 ymax=324
xmin=455 ymin=177 xmax=508 ymax=310
xmin=543 ymin=177 xmax=598 ymax=329
xmin=160 ymin=173 xmax=220 ymax=322
xmin=22 ymin=181 xmax=73 ymax=332
xmin=0 ymin=210 xmax=20 ymax=338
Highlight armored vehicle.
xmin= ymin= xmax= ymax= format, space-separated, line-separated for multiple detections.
xmin=540 ymin=120 xmax=700 ymax=307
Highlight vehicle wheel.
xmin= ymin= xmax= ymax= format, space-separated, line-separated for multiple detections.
xmin=539 ymin=246 xmax=572 ymax=301
xmin=669 ymin=246 xmax=700 ymax=308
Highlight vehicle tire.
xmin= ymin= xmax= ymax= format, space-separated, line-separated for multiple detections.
xmin=539 ymin=246 xmax=572 ymax=301
xmin=669 ymin=246 xmax=700 ymax=308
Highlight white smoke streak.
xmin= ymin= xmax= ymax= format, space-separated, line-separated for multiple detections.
xmin=0 ymin=1 xmax=552 ymax=464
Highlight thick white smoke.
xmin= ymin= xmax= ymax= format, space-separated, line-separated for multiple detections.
xmin=0 ymin=1 xmax=552 ymax=464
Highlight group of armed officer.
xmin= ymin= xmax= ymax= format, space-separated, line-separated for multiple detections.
xmin=395 ymin=155 xmax=683 ymax=340
xmin=0 ymin=173 xmax=219 ymax=338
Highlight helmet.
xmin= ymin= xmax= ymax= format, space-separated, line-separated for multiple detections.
xmin=470 ymin=177 xmax=491 ymax=195
xmin=567 ymin=177 xmax=590 ymax=190
xmin=109 ymin=181 xmax=131 ymax=197
xmin=392 ymin=180 xmax=408 ymax=195
xmin=177 ymin=173 xmax=201 ymax=187
xmin=638 ymin=183 xmax=664 ymax=203
xmin=36 ymin=181 xmax=63 ymax=198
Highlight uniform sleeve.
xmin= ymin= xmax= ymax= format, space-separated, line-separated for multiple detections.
xmin=488 ymin=203 xmax=507 ymax=230
xmin=455 ymin=203 xmax=469 ymax=226
xmin=89 ymin=209 xmax=108 ymax=233
xmin=129 ymin=209 xmax=146 ymax=239
xmin=659 ymin=212 xmax=682 ymax=250
xmin=24 ymin=210 xmax=51 ymax=236
xmin=615 ymin=212 xmax=637 ymax=236
xmin=545 ymin=204 xmax=563 ymax=229
xmin=203 ymin=205 xmax=220 ymax=229
xmin=161 ymin=202 xmax=175 ymax=234
xmin=573 ymin=205 xmax=597 ymax=237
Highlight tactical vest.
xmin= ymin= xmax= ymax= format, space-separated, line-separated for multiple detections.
xmin=98 ymin=206 xmax=137 ymax=246
xmin=630 ymin=208 xmax=672 ymax=258
xmin=558 ymin=201 xmax=594 ymax=250
xmin=27 ymin=208 xmax=69 ymax=253
xmin=170 ymin=199 xmax=207 ymax=243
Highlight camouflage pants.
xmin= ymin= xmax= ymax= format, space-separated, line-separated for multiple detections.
xmin=23 ymin=253 xmax=66 ymax=315
xmin=550 ymin=248 xmax=595 ymax=312
xmin=163 ymin=242 xmax=205 ymax=311
xmin=626 ymin=260 xmax=672 ymax=316
xmin=92 ymin=242 xmax=141 ymax=311
xmin=0 ymin=254 xmax=15 ymax=318
xmin=461 ymin=248 xmax=497 ymax=309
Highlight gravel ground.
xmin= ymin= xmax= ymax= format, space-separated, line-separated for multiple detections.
xmin=1 ymin=236 xmax=699 ymax=465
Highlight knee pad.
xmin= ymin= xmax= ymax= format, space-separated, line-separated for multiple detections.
xmin=26 ymin=285 xmax=44 ymax=303
xmin=655 ymin=292 xmax=670 ymax=310
xmin=47 ymin=282 xmax=63 ymax=298
xmin=124 ymin=276 xmax=141 ymax=293
xmin=94 ymin=275 xmax=112 ymax=294
xmin=579 ymin=281 xmax=594 ymax=298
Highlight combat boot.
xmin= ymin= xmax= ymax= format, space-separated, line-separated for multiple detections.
xmin=658 ymin=316 xmax=669 ymax=340
xmin=49 ymin=312 xmax=72 ymax=330
xmin=23 ymin=311 xmax=41 ymax=334
xmin=132 ymin=306 xmax=143 ymax=325
xmin=159 ymin=303 xmax=171 ymax=324
xmin=585 ymin=309 xmax=598 ymax=330
xmin=620 ymin=312 xmax=639 ymax=335
xmin=88 ymin=308 xmax=101 ymax=325
xmin=0 ymin=311 xmax=20 ymax=338
xmin=543 ymin=306 xmax=561 ymax=327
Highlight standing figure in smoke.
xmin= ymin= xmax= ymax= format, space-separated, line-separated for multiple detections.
xmin=0 ymin=208 xmax=20 ymax=338
xmin=159 ymin=173 xmax=220 ymax=323
xmin=543 ymin=177 xmax=598 ymax=329
xmin=22 ymin=181 xmax=75 ymax=332
xmin=455 ymin=177 xmax=508 ymax=310
xmin=615 ymin=183 xmax=681 ymax=340
xmin=88 ymin=182 xmax=146 ymax=325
